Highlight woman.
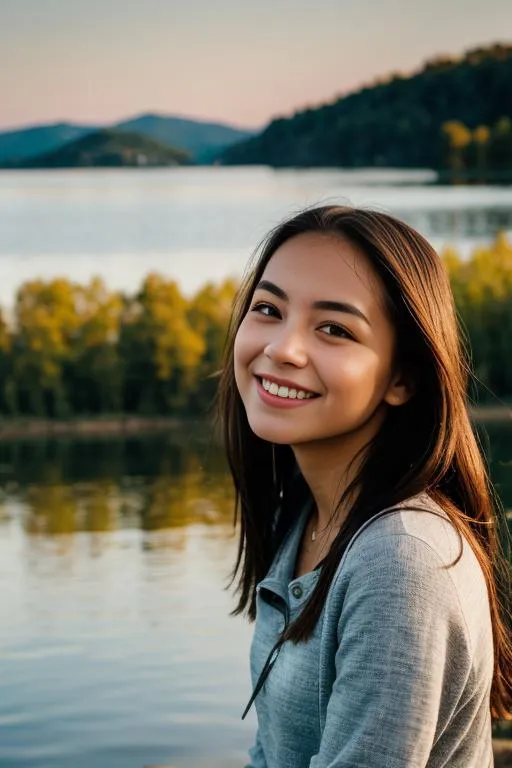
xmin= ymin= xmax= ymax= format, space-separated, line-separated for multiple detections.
xmin=217 ymin=206 xmax=511 ymax=767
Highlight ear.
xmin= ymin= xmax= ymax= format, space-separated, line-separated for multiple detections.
xmin=383 ymin=369 xmax=415 ymax=407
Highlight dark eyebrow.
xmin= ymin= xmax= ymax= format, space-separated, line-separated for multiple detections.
xmin=256 ymin=280 xmax=288 ymax=301
xmin=255 ymin=280 xmax=371 ymax=326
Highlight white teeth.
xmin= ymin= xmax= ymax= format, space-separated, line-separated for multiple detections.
xmin=261 ymin=378 xmax=314 ymax=400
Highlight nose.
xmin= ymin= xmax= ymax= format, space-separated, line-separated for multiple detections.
xmin=263 ymin=326 xmax=308 ymax=367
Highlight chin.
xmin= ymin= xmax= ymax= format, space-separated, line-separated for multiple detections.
xmin=246 ymin=417 xmax=313 ymax=446
xmin=246 ymin=417 xmax=292 ymax=445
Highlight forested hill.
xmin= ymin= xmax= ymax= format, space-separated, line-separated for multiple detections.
xmin=220 ymin=44 xmax=512 ymax=169
xmin=5 ymin=129 xmax=191 ymax=168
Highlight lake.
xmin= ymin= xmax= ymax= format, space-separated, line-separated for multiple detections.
xmin=0 ymin=424 xmax=511 ymax=768
xmin=0 ymin=431 xmax=256 ymax=768
xmin=0 ymin=167 xmax=511 ymax=766
xmin=1 ymin=167 xmax=512 ymax=309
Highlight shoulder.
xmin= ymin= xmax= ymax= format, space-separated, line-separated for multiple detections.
xmin=336 ymin=493 xmax=492 ymax=655
xmin=345 ymin=492 xmax=466 ymax=570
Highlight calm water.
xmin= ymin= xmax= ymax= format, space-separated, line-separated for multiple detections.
xmin=0 ymin=425 xmax=511 ymax=768
xmin=0 ymin=431 xmax=255 ymax=768
xmin=0 ymin=167 xmax=512 ymax=308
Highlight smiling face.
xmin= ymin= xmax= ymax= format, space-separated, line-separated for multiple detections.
xmin=233 ymin=232 xmax=412 ymax=451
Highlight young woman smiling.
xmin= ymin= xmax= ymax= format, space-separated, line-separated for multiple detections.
xmin=217 ymin=206 xmax=512 ymax=768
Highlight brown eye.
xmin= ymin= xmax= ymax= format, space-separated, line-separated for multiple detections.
xmin=318 ymin=323 xmax=353 ymax=340
xmin=250 ymin=302 xmax=281 ymax=318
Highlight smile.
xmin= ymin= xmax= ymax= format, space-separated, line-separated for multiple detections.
xmin=253 ymin=375 xmax=320 ymax=408
xmin=261 ymin=377 xmax=316 ymax=400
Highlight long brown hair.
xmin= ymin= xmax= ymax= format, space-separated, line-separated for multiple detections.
xmin=216 ymin=205 xmax=512 ymax=722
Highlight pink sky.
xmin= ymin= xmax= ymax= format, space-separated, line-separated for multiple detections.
xmin=1 ymin=0 xmax=511 ymax=131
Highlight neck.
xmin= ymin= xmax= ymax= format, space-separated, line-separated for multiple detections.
xmin=294 ymin=444 xmax=357 ymax=532
xmin=292 ymin=412 xmax=385 ymax=530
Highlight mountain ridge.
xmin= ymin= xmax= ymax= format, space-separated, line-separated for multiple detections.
xmin=2 ymin=129 xmax=191 ymax=169
xmin=0 ymin=113 xmax=255 ymax=165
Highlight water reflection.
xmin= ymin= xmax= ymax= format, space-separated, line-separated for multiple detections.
xmin=0 ymin=432 xmax=236 ymax=544
xmin=0 ymin=423 xmax=510 ymax=543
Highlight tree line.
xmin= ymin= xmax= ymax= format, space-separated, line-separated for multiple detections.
xmin=0 ymin=275 xmax=237 ymax=418
xmin=443 ymin=232 xmax=512 ymax=400
xmin=0 ymin=234 xmax=511 ymax=420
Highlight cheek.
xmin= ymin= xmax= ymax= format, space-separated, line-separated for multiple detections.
xmin=233 ymin=322 xmax=256 ymax=384
xmin=234 ymin=317 xmax=263 ymax=362
xmin=325 ymin=348 xmax=389 ymax=393
xmin=233 ymin=325 xmax=247 ymax=369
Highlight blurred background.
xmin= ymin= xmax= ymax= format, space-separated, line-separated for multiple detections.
xmin=0 ymin=1 xmax=511 ymax=766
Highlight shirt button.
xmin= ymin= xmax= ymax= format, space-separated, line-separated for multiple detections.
xmin=291 ymin=584 xmax=303 ymax=599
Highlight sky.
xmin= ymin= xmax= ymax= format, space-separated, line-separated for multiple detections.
xmin=1 ymin=0 xmax=511 ymax=131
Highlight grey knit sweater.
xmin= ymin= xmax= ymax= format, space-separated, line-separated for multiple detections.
xmin=245 ymin=493 xmax=494 ymax=767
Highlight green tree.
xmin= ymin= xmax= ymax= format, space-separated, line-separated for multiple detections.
xmin=67 ymin=277 xmax=123 ymax=414
xmin=489 ymin=117 xmax=512 ymax=172
xmin=0 ymin=308 xmax=16 ymax=415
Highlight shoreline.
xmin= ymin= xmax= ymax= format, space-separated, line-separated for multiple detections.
xmin=0 ymin=415 xmax=204 ymax=441
xmin=0 ymin=406 xmax=510 ymax=441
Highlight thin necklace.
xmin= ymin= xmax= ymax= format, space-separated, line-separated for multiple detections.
xmin=311 ymin=516 xmax=342 ymax=542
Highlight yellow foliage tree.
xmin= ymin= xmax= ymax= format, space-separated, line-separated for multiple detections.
xmin=442 ymin=121 xmax=472 ymax=176
xmin=187 ymin=278 xmax=238 ymax=411
xmin=119 ymin=273 xmax=206 ymax=413
xmin=71 ymin=277 xmax=124 ymax=412
xmin=75 ymin=277 xmax=123 ymax=350
xmin=138 ymin=273 xmax=205 ymax=384
xmin=473 ymin=126 xmax=490 ymax=145
xmin=13 ymin=278 xmax=81 ymax=415
xmin=442 ymin=121 xmax=472 ymax=150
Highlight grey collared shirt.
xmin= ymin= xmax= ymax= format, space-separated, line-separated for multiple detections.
xmin=245 ymin=493 xmax=494 ymax=767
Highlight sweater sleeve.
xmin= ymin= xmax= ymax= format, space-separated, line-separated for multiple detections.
xmin=244 ymin=727 xmax=268 ymax=768
xmin=309 ymin=534 xmax=471 ymax=768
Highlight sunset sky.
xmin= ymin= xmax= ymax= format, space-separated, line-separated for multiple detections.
xmin=1 ymin=0 xmax=511 ymax=131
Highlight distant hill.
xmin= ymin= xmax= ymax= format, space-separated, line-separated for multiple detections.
xmin=115 ymin=113 xmax=254 ymax=163
xmin=0 ymin=122 xmax=96 ymax=164
xmin=0 ymin=114 xmax=255 ymax=166
xmin=4 ymin=129 xmax=191 ymax=168
xmin=220 ymin=43 xmax=512 ymax=169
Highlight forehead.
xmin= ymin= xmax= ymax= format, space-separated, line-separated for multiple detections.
xmin=260 ymin=232 xmax=387 ymax=313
